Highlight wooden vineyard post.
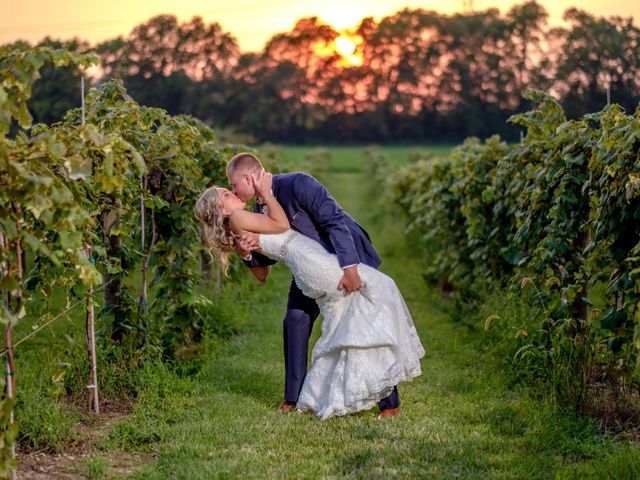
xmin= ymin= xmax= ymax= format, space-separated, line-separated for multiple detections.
xmin=81 ymin=76 xmax=99 ymax=415
xmin=139 ymin=174 xmax=148 ymax=316
xmin=84 ymin=244 xmax=99 ymax=415
xmin=2 ymin=234 xmax=20 ymax=480
xmin=139 ymin=175 xmax=157 ymax=320
xmin=3 ymin=336 xmax=15 ymax=480
xmin=81 ymin=75 xmax=86 ymax=125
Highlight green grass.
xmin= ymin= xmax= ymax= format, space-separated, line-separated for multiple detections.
xmin=12 ymin=257 xmax=245 ymax=456
xmin=83 ymin=455 xmax=109 ymax=479
xmin=119 ymin=146 xmax=636 ymax=479
xmin=281 ymin=145 xmax=453 ymax=172
xmin=14 ymin=290 xmax=91 ymax=451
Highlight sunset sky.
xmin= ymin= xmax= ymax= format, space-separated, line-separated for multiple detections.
xmin=2 ymin=0 xmax=638 ymax=52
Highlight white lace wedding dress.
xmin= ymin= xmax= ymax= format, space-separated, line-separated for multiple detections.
xmin=259 ymin=230 xmax=425 ymax=420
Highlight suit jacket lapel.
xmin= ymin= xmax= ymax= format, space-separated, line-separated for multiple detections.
xmin=272 ymin=174 xmax=281 ymax=200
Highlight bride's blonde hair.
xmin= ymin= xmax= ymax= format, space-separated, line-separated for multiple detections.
xmin=194 ymin=187 xmax=236 ymax=275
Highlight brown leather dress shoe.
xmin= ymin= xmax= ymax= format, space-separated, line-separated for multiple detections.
xmin=279 ymin=401 xmax=295 ymax=413
xmin=377 ymin=407 xmax=400 ymax=419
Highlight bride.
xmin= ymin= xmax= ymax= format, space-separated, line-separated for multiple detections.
xmin=194 ymin=170 xmax=425 ymax=419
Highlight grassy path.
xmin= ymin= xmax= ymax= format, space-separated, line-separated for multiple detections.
xmin=131 ymin=152 xmax=612 ymax=479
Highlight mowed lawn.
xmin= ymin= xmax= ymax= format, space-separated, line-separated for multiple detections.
xmin=129 ymin=146 xmax=631 ymax=479
xmin=281 ymin=145 xmax=453 ymax=171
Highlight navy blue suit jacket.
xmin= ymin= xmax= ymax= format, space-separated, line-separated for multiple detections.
xmin=244 ymin=172 xmax=381 ymax=270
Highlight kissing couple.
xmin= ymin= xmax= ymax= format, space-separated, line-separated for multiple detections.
xmin=195 ymin=153 xmax=425 ymax=419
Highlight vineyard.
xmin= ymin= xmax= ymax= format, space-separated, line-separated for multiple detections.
xmin=2 ymin=43 xmax=640 ymax=478
xmin=0 ymin=46 xmax=266 ymax=476
xmin=374 ymin=89 xmax=640 ymax=427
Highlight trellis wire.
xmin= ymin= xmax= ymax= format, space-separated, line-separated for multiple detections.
xmin=0 ymin=277 xmax=116 ymax=359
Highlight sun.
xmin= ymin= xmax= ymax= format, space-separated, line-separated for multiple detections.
xmin=333 ymin=34 xmax=363 ymax=67
xmin=313 ymin=33 xmax=363 ymax=67
xmin=335 ymin=36 xmax=356 ymax=57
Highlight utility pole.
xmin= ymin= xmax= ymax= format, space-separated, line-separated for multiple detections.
xmin=463 ymin=0 xmax=474 ymax=13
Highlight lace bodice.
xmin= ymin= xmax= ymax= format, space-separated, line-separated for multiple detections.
xmin=259 ymin=230 xmax=345 ymax=300
xmin=258 ymin=230 xmax=303 ymax=263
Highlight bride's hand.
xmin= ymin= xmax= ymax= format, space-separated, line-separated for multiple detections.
xmin=252 ymin=169 xmax=273 ymax=200
xmin=237 ymin=232 xmax=260 ymax=255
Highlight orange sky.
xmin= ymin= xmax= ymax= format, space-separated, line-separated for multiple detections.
xmin=2 ymin=0 xmax=638 ymax=52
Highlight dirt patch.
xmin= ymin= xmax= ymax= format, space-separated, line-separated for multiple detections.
xmin=18 ymin=451 xmax=152 ymax=479
xmin=584 ymin=365 xmax=640 ymax=439
xmin=17 ymin=398 xmax=153 ymax=479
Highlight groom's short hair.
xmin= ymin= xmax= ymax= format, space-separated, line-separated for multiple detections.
xmin=227 ymin=152 xmax=263 ymax=177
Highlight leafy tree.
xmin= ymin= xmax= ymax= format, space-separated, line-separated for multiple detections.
xmin=236 ymin=17 xmax=341 ymax=140
xmin=97 ymin=15 xmax=239 ymax=118
xmin=554 ymin=8 xmax=640 ymax=117
xmin=506 ymin=1 xmax=551 ymax=102
xmin=99 ymin=14 xmax=239 ymax=80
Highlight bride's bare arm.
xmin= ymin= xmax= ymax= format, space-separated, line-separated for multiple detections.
xmin=229 ymin=170 xmax=290 ymax=235
xmin=229 ymin=206 xmax=289 ymax=235
xmin=229 ymin=170 xmax=287 ymax=284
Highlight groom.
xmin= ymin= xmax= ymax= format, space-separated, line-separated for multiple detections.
xmin=227 ymin=152 xmax=400 ymax=418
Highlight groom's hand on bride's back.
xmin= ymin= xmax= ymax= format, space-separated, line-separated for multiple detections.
xmin=338 ymin=265 xmax=362 ymax=293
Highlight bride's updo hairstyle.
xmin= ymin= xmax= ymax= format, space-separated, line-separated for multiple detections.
xmin=194 ymin=187 xmax=237 ymax=275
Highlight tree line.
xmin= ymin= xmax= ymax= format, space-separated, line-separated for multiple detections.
xmin=5 ymin=1 xmax=640 ymax=143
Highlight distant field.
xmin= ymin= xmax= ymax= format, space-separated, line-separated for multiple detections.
xmin=279 ymin=145 xmax=454 ymax=172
